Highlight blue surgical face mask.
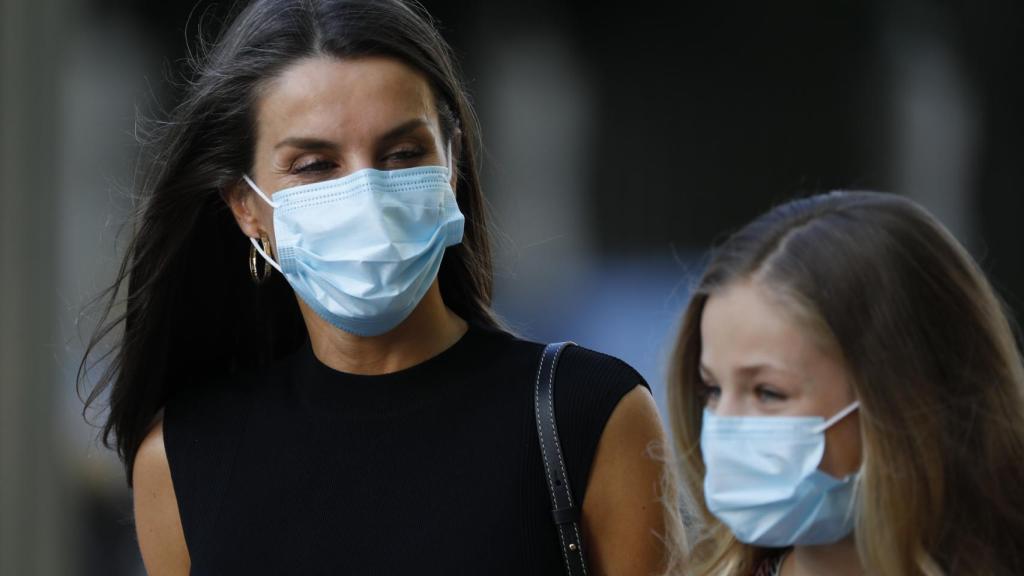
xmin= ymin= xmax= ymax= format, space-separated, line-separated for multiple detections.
xmin=700 ymin=401 xmax=861 ymax=547
xmin=243 ymin=149 xmax=464 ymax=337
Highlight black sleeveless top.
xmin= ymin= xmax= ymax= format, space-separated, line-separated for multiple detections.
xmin=163 ymin=323 xmax=649 ymax=575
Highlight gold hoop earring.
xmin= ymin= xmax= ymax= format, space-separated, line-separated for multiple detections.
xmin=249 ymin=234 xmax=273 ymax=285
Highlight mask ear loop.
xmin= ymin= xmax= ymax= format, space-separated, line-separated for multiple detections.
xmin=812 ymin=400 xmax=861 ymax=434
xmin=243 ymin=174 xmax=280 ymax=208
xmin=445 ymin=140 xmax=454 ymax=179
xmin=242 ymin=174 xmax=283 ymax=273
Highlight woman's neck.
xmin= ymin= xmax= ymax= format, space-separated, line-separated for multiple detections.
xmin=782 ymin=536 xmax=863 ymax=576
xmin=299 ymin=280 xmax=468 ymax=375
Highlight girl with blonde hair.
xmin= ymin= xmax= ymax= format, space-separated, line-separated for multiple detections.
xmin=667 ymin=191 xmax=1024 ymax=575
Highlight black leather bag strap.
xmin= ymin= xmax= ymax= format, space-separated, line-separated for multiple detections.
xmin=534 ymin=342 xmax=589 ymax=576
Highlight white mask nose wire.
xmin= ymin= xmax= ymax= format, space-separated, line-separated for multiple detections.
xmin=812 ymin=401 xmax=861 ymax=434
xmin=243 ymin=174 xmax=280 ymax=209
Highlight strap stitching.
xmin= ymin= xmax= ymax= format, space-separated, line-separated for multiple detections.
xmin=547 ymin=344 xmax=589 ymax=575
xmin=547 ymin=346 xmax=574 ymax=508
xmin=540 ymin=343 xmax=590 ymax=576
xmin=535 ymin=346 xmax=572 ymax=572
xmin=572 ymin=522 xmax=589 ymax=576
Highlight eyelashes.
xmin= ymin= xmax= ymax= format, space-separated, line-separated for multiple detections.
xmin=754 ymin=385 xmax=787 ymax=402
xmin=290 ymin=146 xmax=429 ymax=175
xmin=696 ymin=379 xmax=789 ymax=405
xmin=293 ymin=159 xmax=334 ymax=174
xmin=383 ymin=146 xmax=427 ymax=163
xmin=697 ymin=378 xmax=721 ymax=404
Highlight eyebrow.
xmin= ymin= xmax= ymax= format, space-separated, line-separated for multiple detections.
xmin=699 ymin=362 xmax=790 ymax=379
xmin=273 ymin=136 xmax=338 ymax=151
xmin=377 ymin=118 xmax=431 ymax=144
xmin=272 ymin=118 xmax=431 ymax=151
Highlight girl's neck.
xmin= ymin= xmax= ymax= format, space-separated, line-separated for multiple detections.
xmin=782 ymin=536 xmax=863 ymax=576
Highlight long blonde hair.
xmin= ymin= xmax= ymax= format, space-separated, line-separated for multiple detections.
xmin=667 ymin=192 xmax=1024 ymax=575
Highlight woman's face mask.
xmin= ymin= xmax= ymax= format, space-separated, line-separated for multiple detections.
xmin=232 ymin=56 xmax=465 ymax=337
xmin=244 ymin=155 xmax=463 ymax=337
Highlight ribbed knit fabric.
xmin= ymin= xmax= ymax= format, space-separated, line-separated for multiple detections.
xmin=163 ymin=323 xmax=648 ymax=575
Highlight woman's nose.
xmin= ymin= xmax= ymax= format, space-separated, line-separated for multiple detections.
xmin=339 ymin=152 xmax=377 ymax=176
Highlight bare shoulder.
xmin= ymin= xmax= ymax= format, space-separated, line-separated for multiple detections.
xmin=133 ymin=418 xmax=190 ymax=575
xmin=583 ymin=386 xmax=681 ymax=575
xmin=602 ymin=385 xmax=664 ymax=445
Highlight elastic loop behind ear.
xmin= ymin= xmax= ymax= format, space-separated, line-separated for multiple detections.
xmin=814 ymin=401 xmax=861 ymax=433
xmin=243 ymin=174 xmax=279 ymax=208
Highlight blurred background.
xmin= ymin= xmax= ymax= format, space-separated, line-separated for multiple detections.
xmin=1 ymin=0 xmax=1022 ymax=573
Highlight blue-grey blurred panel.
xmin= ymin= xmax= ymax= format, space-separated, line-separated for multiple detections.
xmin=1 ymin=0 xmax=70 ymax=574
xmin=495 ymin=252 xmax=702 ymax=419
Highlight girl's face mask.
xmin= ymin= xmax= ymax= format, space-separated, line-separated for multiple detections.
xmin=700 ymin=401 xmax=861 ymax=547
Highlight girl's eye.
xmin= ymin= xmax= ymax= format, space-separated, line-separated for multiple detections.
xmin=293 ymin=159 xmax=334 ymax=174
xmin=698 ymin=382 xmax=721 ymax=405
xmin=754 ymin=385 xmax=787 ymax=403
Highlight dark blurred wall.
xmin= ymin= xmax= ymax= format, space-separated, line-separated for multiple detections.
xmin=26 ymin=1 xmax=1021 ymax=574
xmin=467 ymin=0 xmax=1023 ymax=318
xmin=106 ymin=0 xmax=1024 ymax=316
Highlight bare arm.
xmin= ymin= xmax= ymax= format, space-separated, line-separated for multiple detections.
xmin=582 ymin=386 xmax=683 ymax=575
xmin=133 ymin=419 xmax=190 ymax=575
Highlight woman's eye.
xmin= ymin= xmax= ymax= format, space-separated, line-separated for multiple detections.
xmin=383 ymin=146 xmax=426 ymax=163
xmin=754 ymin=385 xmax=787 ymax=403
xmin=293 ymin=159 xmax=334 ymax=174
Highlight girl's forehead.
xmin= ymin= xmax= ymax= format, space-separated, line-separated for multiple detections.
xmin=700 ymin=282 xmax=811 ymax=370
xmin=700 ymin=281 xmax=852 ymax=397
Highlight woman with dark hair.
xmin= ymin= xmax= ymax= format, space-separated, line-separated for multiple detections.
xmin=665 ymin=191 xmax=1024 ymax=575
xmin=81 ymin=0 xmax=674 ymax=573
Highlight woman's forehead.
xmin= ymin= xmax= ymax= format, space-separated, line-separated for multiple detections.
xmin=255 ymin=55 xmax=438 ymax=146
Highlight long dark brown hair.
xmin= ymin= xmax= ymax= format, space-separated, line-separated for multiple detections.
xmin=80 ymin=0 xmax=501 ymax=485
xmin=667 ymin=192 xmax=1024 ymax=575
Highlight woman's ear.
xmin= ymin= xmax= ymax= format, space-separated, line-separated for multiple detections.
xmin=222 ymin=179 xmax=263 ymax=239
